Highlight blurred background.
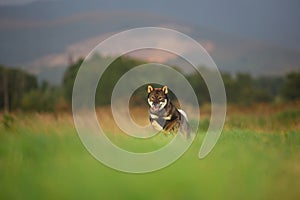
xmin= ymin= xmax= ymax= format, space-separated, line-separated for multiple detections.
xmin=0 ymin=1 xmax=300 ymax=200
xmin=0 ymin=0 xmax=300 ymax=111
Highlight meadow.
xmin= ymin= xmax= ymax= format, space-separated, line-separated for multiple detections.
xmin=1 ymin=102 xmax=300 ymax=200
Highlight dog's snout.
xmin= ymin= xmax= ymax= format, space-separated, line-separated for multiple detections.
xmin=153 ymin=102 xmax=159 ymax=106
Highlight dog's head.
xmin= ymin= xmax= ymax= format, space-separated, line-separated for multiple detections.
xmin=147 ymin=85 xmax=168 ymax=112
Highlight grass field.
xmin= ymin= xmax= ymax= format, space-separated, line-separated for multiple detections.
xmin=1 ymin=103 xmax=300 ymax=200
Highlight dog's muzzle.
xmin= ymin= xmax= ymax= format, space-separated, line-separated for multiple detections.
xmin=152 ymin=103 xmax=161 ymax=111
xmin=148 ymin=98 xmax=167 ymax=112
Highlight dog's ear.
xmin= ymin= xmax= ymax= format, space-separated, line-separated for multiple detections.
xmin=162 ymin=86 xmax=168 ymax=94
xmin=147 ymin=85 xmax=154 ymax=93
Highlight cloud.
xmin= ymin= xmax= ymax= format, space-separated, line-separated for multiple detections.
xmin=0 ymin=0 xmax=36 ymax=5
xmin=26 ymin=31 xmax=119 ymax=71
xmin=0 ymin=11 xmax=123 ymax=30
xmin=159 ymin=23 xmax=193 ymax=33
xmin=27 ymin=27 xmax=216 ymax=74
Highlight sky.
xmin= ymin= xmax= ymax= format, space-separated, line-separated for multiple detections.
xmin=0 ymin=0 xmax=36 ymax=5
xmin=0 ymin=0 xmax=299 ymax=50
xmin=0 ymin=0 xmax=299 ymax=84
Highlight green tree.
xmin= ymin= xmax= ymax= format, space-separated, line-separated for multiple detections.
xmin=63 ymin=58 xmax=83 ymax=102
xmin=281 ymin=71 xmax=300 ymax=100
xmin=187 ymin=71 xmax=209 ymax=105
xmin=62 ymin=55 xmax=146 ymax=106
xmin=0 ymin=65 xmax=38 ymax=111
xmin=21 ymin=89 xmax=53 ymax=112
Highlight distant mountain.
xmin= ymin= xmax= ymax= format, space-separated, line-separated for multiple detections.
xmin=0 ymin=0 xmax=299 ymax=85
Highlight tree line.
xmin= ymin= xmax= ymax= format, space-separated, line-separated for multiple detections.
xmin=1 ymin=56 xmax=300 ymax=112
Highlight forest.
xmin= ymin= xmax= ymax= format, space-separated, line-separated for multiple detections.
xmin=0 ymin=55 xmax=300 ymax=112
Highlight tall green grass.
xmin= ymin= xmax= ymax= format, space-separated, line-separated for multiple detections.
xmin=0 ymin=107 xmax=300 ymax=200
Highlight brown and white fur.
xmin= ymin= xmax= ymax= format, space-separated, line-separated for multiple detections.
xmin=147 ymin=85 xmax=190 ymax=138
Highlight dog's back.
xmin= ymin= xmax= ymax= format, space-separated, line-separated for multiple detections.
xmin=178 ymin=109 xmax=191 ymax=138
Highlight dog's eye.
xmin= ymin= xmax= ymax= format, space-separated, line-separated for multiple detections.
xmin=158 ymin=97 xmax=163 ymax=100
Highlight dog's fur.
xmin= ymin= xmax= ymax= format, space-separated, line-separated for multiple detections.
xmin=147 ymin=85 xmax=190 ymax=138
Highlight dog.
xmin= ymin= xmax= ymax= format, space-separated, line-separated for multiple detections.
xmin=147 ymin=85 xmax=190 ymax=138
